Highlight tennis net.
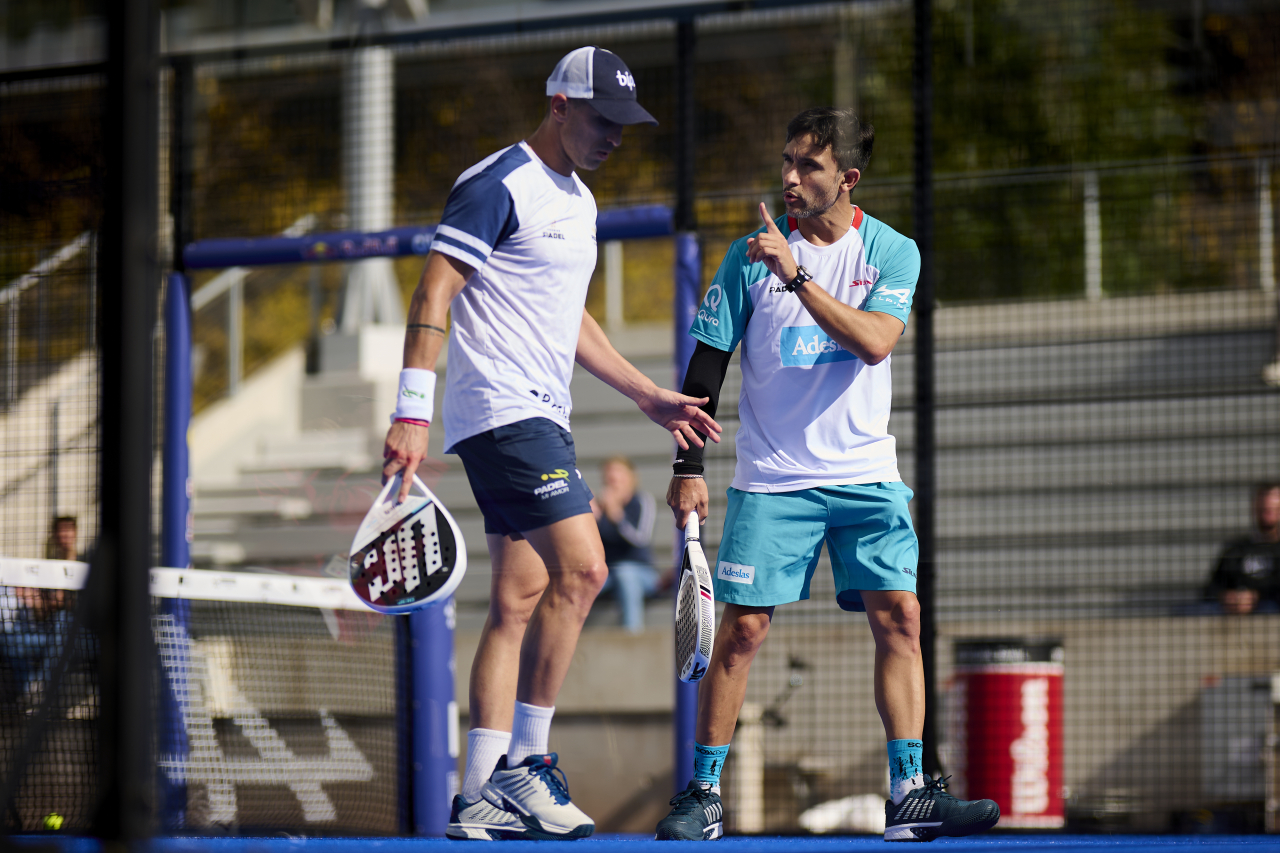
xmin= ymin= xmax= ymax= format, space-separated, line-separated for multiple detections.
xmin=0 ymin=558 xmax=400 ymax=835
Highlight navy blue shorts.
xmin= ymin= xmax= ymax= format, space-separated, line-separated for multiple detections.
xmin=452 ymin=417 xmax=594 ymax=537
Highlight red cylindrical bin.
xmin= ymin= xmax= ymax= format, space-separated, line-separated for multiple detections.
xmin=951 ymin=639 xmax=1064 ymax=829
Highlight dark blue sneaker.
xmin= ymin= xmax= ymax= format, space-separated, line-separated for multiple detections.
xmin=884 ymin=775 xmax=999 ymax=841
xmin=655 ymin=780 xmax=724 ymax=840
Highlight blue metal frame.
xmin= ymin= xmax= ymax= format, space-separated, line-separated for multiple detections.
xmin=182 ymin=207 xmax=674 ymax=271
xmin=409 ymin=599 xmax=458 ymax=835
xmin=671 ymin=232 xmax=702 ymax=792
xmin=159 ymin=272 xmax=193 ymax=828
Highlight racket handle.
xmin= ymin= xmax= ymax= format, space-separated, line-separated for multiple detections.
xmin=684 ymin=511 xmax=699 ymax=541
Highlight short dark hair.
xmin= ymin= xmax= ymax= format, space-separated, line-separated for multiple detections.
xmin=785 ymin=108 xmax=874 ymax=173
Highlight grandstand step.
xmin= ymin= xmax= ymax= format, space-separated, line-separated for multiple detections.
xmin=884 ymin=392 xmax=1280 ymax=447
xmin=890 ymin=327 xmax=1273 ymax=406
xmin=240 ymin=427 xmax=374 ymax=473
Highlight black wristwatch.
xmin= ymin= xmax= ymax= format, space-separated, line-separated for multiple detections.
xmin=783 ymin=265 xmax=813 ymax=292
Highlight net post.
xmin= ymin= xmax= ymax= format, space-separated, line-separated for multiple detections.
xmin=396 ymin=614 xmax=414 ymax=834
xmin=158 ymin=271 xmax=192 ymax=828
xmin=408 ymin=597 xmax=458 ymax=835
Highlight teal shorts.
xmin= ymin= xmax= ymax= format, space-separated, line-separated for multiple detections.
xmin=713 ymin=482 xmax=918 ymax=612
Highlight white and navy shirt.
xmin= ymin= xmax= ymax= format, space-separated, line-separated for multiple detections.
xmin=689 ymin=209 xmax=920 ymax=492
xmin=429 ymin=141 xmax=597 ymax=451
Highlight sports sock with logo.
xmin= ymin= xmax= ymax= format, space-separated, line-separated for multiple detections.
xmin=462 ymin=727 xmax=511 ymax=800
xmin=507 ymin=701 xmax=555 ymax=766
xmin=693 ymin=742 xmax=730 ymax=789
xmin=887 ymin=739 xmax=925 ymax=805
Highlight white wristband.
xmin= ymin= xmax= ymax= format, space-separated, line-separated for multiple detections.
xmin=393 ymin=368 xmax=436 ymax=423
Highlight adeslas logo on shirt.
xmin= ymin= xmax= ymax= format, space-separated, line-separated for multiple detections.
xmin=780 ymin=325 xmax=858 ymax=367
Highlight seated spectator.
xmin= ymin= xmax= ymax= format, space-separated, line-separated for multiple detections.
xmin=592 ymin=456 xmax=659 ymax=633
xmin=1204 ymin=483 xmax=1280 ymax=614
xmin=46 ymin=515 xmax=79 ymax=561
xmin=0 ymin=516 xmax=76 ymax=707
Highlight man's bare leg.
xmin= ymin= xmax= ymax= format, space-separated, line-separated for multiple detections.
xmin=866 ymin=589 xmax=1000 ymax=838
xmin=474 ymin=513 xmax=605 ymax=840
xmin=468 ymin=533 xmax=551 ymax=731
xmin=861 ymin=589 xmax=924 ymax=739
xmin=457 ymin=532 xmax=550 ymax=808
xmin=695 ymin=603 xmax=775 ymax=745
xmin=516 ymin=512 xmax=609 ymax=707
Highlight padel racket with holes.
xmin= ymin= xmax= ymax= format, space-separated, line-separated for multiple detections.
xmin=349 ymin=473 xmax=466 ymax=613
xmin=676 ymin=511 xmax=715 ymax=683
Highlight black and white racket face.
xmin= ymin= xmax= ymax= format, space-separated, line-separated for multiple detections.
xmin=348 ymin=473 xmax=467 ymax=613
xmin=350 ymin=503 xmax=458 ymax=612
xmin=677 ymin=540 xmax=715 ymax=683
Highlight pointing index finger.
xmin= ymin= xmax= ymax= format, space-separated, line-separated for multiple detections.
xmin=758 ymin=201 xmax=781 ymax=233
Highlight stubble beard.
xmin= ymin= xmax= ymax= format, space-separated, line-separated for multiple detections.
xmin=788 ymin=178 xmax=842 ymax=219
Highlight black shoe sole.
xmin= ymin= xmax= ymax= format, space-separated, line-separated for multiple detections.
xmin=521 ymin=816 xmax=595 ymax=841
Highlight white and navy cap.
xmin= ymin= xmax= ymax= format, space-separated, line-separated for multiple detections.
xmin=546 ymin=46 xmax=658 ymax=126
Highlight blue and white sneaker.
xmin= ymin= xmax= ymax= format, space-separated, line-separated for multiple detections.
xmin=482 ymin=753 xmax=595 ymax=839
xmin=655 ymin=780 xmax=724 ymax=840
xmin=446 ymin=794 xmax=529 ymax=840
xmin=884 ymin=775 xmax=999 ymax=842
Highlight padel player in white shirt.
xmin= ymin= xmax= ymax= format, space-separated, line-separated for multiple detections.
xmin=656 ymin=108 xmax=999 ymax=844
xmin=381 ymin=47 xmax=721 ymax=841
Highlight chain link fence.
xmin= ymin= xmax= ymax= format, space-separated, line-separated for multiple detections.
xmin=2 ymin=0 xmax=1279 ymax=836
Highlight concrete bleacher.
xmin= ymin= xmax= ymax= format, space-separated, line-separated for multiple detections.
xmin=184 ymin=286 xmax=1280 ymax=633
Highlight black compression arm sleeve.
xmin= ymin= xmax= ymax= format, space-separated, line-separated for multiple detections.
xmin=673 ymin=340 xmax=734 ymax=475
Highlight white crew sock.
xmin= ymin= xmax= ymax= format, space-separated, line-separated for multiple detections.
xmin=507 ymin=701 xmax=555 ymax=765
xmin=461 ymin=727 xmax=511 ymax=801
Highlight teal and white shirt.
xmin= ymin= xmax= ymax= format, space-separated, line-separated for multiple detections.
xmin=689 ymin=208 xmax=920 ymax=493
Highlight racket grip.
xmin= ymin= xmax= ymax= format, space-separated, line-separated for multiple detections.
xmin=684 ymin=511 xmax=699 ymax=541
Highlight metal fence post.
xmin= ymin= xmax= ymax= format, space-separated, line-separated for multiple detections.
xmin=1084 ymin=170 xmax=1102 ymax=301
xmin=97 ymin=0 xmax=161 ymax=837
xmin=913 ymin=0 xmax=939 ymax=779
xmin=228 ymin=275 xmax=242 ymax=396
xmin=672 ymin=13 xmax=699 ymax=796
xmin=1260 ymin=158 xmax=1274 ymax=294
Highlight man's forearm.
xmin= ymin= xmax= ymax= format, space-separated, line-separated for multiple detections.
xmin=575 ymin=309 xmax=654 ymax=400
xmin=403 ymin=251 xmax=473 ymax=370
xmin=795 ymin=285 xmax=903 ymax=365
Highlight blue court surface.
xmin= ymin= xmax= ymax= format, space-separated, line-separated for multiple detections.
xmin=11 ymin=836 xmax=1280 ymax=852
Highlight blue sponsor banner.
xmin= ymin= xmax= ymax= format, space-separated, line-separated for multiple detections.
xmin=780 ymin=325 xmax=857 ymax=367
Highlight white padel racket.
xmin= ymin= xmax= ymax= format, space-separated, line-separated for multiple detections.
xmin=676 ymin=511 xmax=715 ymax=683
xmin=349 ymin=472 xmax=466 ymax=613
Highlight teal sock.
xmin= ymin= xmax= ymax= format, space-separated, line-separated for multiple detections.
xmin=693 ymin=742 xmax=730 ymax=787
xmin=887 ymin=739 xmax=925 ymax=804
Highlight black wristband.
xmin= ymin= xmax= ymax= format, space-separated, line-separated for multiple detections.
xmin=673 ymin=456 xmax=705 ymax=476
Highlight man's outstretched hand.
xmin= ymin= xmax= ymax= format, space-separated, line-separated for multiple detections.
xmin=636 ymin=389 xmax=722 ymax=451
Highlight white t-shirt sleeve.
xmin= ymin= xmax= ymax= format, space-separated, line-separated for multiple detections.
xmin=862 ymin=234 xmax=920 ymax=327
xmin=430 ymin=170 xmax=520 ymax=271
